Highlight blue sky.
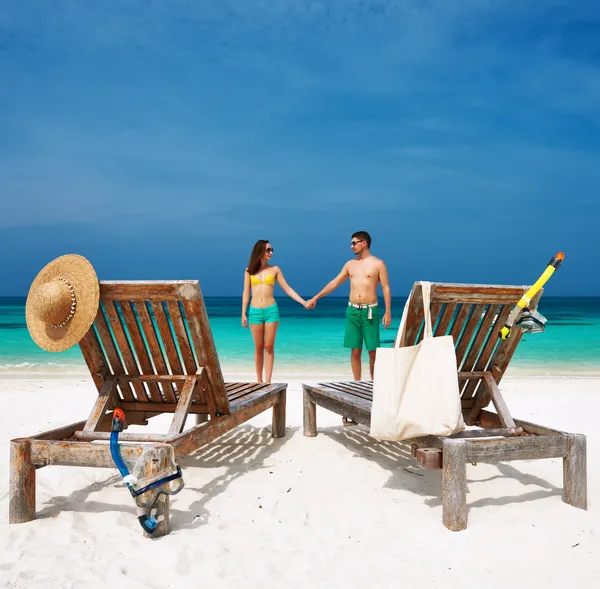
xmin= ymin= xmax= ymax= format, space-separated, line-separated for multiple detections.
xmin=1 ymin=0 xmax=599 ymax=297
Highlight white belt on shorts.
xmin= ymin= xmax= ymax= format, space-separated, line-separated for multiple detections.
xmin=348 ymin=301 xmax=378 ymax=319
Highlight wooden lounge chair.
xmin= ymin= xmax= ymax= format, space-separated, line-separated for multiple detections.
xmin=9 ymin=281 xmax=287 ymax=536
xmin=302 ymin=282 xmax=587 ymax=531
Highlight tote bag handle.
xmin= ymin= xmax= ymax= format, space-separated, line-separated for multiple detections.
xmin=393 ymin=282 xmax=433 ymax=348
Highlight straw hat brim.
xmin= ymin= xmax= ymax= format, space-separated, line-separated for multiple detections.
xmin=26 ymin=254 xmax=100 ymax=352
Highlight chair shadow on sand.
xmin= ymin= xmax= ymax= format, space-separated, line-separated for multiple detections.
xmin=322 ymin=424 xmax=562 ymax=511
xmin=36 ymin=424 xmax=295 ymax=532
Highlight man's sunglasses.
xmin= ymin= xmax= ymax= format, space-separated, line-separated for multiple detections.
xmin=350 ymin=240 xmax=364 ymax=247
xmin=266 ymin=247 xmax=274 ymax=253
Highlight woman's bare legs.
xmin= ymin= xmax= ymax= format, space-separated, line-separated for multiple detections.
xmin=250 ymin=323 xmax=265 ymax=382
xmin=263 ymin=321 xmax=279 ymax=383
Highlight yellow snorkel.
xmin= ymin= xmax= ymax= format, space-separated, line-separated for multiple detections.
xmin=499 ymin=252 xmax=565 ymax=340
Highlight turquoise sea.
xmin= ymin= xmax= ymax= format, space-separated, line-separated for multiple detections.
xmin=1 ymin=297 xmax=599 ymax=377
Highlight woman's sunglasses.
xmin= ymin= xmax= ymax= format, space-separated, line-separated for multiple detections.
xmin=266 ymin=247 xmax=274 ymax=253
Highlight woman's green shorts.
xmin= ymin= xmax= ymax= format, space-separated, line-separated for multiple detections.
xmin=344 ymin=304 xmax=380 ymax=351
xmin=249 ymin=303 xmax=280 ymax=325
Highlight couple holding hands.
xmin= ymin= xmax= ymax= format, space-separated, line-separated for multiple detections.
xmin=242 ymin=231 xmax=392 ymax=383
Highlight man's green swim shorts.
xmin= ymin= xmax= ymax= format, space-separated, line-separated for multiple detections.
xmin=344 ymin=302 xmax=380 ymax=351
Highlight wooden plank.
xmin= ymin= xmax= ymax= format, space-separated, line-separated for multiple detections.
xmin=303 ymin=387 xmax=317 ymax=437
xmin=30 ymin=440 xmax=144 ymax=468
xmin=305 ymin=390 xmax=371 ymax=427
xmin=466 ymin=435 xmax=568 ymax=462
xmin=442 ymin=439 xmax=468 ymax=531
xmin=134 ymin=301 xmax=177 ymax=402
xmin=462 ymin=304 xmax=512 ymax=402
xmin=30 ymin=421 xmax=87 ymax=441
xmin=324 ymin=382 xmax=373 ymax=402
xmin=562 ymin=434 xmax=587 ymax=510
xmin=78 ymin=328 xmax=108 ymax=392
xmin=74 ymin=431 xmax=171 ymax=442
xmin=100 ymin=281 xmax=193 ymax=301
xmin=448 ymin=303 xmax=473 ymax=348
xmin=151 ymin=301 xmax=184 ymax=377
xmin=93 ymin=305 xmax=135 ymax=401
xmin=453 ymin=304 xmax=485 ymax=369
xmin=227 ymin=382 xmax=268 ymax=401
xmin=433 ymin=303 xmax=457 ymax=338
xmin=459 ymin=305 xmax=499 ymax=382
xmin=228 ymin=383 xmax=286 ymax=411
xmin=304 ymin=383 xmax=372 ymax=413
xmin=119 ymin=301 xmax=163 ymax=402
xmin=9 ymin=439 xmax=36 ymax=524
xmin=168 ymin=375 xmax=199 ymax=435
xmin=431 ymin=283 xmax=529 ymax=304
xmin=337 ymin=381 xmax=374 ymax=395
xmin=166 ymin=301 xmax=198 ymax=374
xmin=448 ymin=428 xmax=524 ymax=438
xmin=83 ymin=375 xmax=118 ymax=432
xmin=423 ymin=302 xmax=443 ymax=342
xmin=120 ymin=401 xmax=209 ymax=414
xmin=476 ymin=410 xmax=565 ymax=435
xmin=181 ymin=296 xmax=230 ymax=416
xmin=103 ymin=301 xmax=149 ymax=403
xmin=119 ymin=374 xmax=189 ymax=382
xmin=483 ymin=373 xmax=516 ymax=430
xmin=171 ymin=387 xmax=280 ymax=457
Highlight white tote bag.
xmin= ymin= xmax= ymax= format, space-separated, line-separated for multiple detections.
xmin=370 ymin=282 xmax=465 ymax=441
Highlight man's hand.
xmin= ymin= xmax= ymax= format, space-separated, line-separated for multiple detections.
xmin=242 ymin=315 xmax=248 ymax=328
xmin=306 ymin=297 xmax=317 ymax=309
xmin=382 ymin=312 xmax=392 ymax=329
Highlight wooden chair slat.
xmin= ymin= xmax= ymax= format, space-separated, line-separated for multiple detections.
xmin=134 ymin=301 xmax=177 ymax=403
xmin=458 ymin=304 xmax=500 ymax=389
xmin=103 ymin=301 xmax=149 ymax=403
xmin=324 ymin=382 xmax=373 ymax=401
xmin=454 ymin=304 xmax=486 ymax=369
xmin=93 ymin=306 xmax=136 ymax=401
xmin=449 ymin=304 xmax=473 ymax=347
xmin=119 ymin=301 xmax=163 ymax=403
xmin=402 ymin=285 xmax=424 ymax=346
xmin=166 ymin=301 xmax=198 ymax=374
xmin=150 ymin=302 xmax=184 ymax=375
xmin=434 ymin=303 xmax=457 ymax=337
xmin=462 ymin=304 xmax=512 ymax=401
xmin=78 ymin=329 xmax=108 ymax=392
xmin=228 ymin=383 xmax=269 ymax=401
xmin=99 ymin=281 xmax=196 ymax=301
xmin=181 ymin=296 xmax=230 ymax=416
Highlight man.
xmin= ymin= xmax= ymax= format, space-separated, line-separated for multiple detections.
xmin=307 ymin=231 xmax=392 ymax=381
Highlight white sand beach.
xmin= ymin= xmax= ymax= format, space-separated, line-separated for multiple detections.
xmin=1 ymin=374 xmax=599 ymax=588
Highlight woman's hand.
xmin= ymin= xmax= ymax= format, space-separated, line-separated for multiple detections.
xmin=242 ymin=315 xmax=248 ymax=328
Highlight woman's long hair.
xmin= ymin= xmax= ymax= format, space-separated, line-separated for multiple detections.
xmin=247 ymin=240 xmax=269 ymax=276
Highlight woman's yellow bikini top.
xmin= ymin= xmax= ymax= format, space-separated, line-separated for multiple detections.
xmin=250 ymin=269 xmax=275 ymax=286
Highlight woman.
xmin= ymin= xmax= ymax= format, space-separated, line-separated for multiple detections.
xmin=242 ymin=240 xmax=307 ymax=383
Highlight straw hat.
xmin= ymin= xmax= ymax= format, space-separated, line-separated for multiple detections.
xmin=26 ymin=254 xmax=100 ymax=352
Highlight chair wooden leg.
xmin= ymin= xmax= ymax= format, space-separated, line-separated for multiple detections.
xmin=442 ymin=439 xmax=468 ymax=531
xmin=563 ymin=434 xmax=587 ymax=510
xmin=303 ymin=388 xmax=317 ymax=437
xmin=272 ymin=390 xmax=286 ymax=438
xmin=9 ymin=439 xmax=36 ymax=524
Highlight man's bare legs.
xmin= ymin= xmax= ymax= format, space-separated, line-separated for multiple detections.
xmin=368 ymin=350 xmax=376 ymax=380
xmin=250 ymin=324 xmax=265 ymax=382
xmin=350 ymin=348 xmax=362 ymax=380
xmin=344 ymin=348 xmax=363 ymax=426
xmin=263 ymin=322 xmax=279 ymax=383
